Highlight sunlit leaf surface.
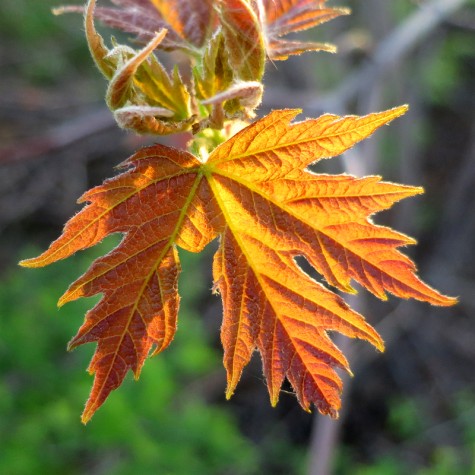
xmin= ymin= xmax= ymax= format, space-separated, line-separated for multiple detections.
xmin=21 ymin=107 xmax=455 ymax=422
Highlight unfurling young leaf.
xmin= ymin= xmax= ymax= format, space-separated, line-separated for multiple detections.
xmin=218 ymin=0 xmax=266 ymax=82
xmin=56 ymin=0 xmax=216 ymax=52
xmin=81 ymin=0 xmax=194 ymax=135
xmin=56 ymin=0 xmax=349 ymax=133
xmin=256 ymin=0 xmax=350 ymax=59
xmin=21 ymin=106 xmax=456 ymax=422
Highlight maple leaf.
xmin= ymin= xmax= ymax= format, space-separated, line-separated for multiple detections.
xmin=60 ymin=0 xmax=344 ymax=61
xmin=257 ymin=0 xmax=350 ymax=59
xmin=57 ymin=0 xmax=216 ymax=52
xmin=21 ymin=106 xmax=456 ymax=422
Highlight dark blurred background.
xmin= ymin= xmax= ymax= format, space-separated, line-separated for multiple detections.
xmin=1 ymin=1 xmax=475 ymax=474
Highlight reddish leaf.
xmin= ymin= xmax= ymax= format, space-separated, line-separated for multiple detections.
xmin=23 ymin=146 xmax=205 ymax=422
xmin=61 ymin=0 xmax=342 ymax=60
xmin=259 ymin=0 xmax=350 ymax=59
xmin=57 ymin=0 xmax=215 ymax=51
xmin=262 ymin=0 xmax=347 ymax=33
xmin=21 ymin=107 xmax=456 ymax=422
xmin=97 ymin=0 xmax=214 ymax=51
xmin=218 ymin=0 xmax=266 ymax=82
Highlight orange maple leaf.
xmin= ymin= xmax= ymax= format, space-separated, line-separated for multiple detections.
xmin=21 ymin=106 xmax=455 ymax=423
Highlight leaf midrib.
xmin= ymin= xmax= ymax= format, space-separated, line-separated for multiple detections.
xmin=209 ymin=114 xmax=394 ymax=166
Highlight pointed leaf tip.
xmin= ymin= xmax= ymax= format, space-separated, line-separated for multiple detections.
xmin=85 ymin=0 xmax=115 ymax=79
xmin=81 ymin=409 xmax=93 ymax=425
xmin=106 ymin=28 xmax=168 ymax=110
xmin=391 ymin=104 xmax=409 ymax=118
xmin=19 ymin=254 xmax=48 ymax=269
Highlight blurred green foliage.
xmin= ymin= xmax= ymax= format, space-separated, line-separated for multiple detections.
xmin=420 ymin=32 xmax=474 ymax=106
xmin=335 ymin=394 xmax=475 ymax=475
xmin=0 ymin=0 xmax=94 ymax=84
xmin=0 ymin=241 xmax=258 ymax=475
xmin=0 ymin=0 xmax=71 ymax=42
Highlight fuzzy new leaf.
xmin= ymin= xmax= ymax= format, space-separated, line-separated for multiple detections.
xmin=21 ymin=107 xmax=455 ymax=422
xmin=219 ymin=0 xmax=266 ymax=82
xmin=83 ymin=0 xmax=192 ymax=134
xmin=67 ymin=0 xmax=215 ymax=52
xmin=259 ymin=0 xmax=350 ymax=59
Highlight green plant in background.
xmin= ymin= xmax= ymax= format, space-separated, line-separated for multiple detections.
xmin=1 ymin=243 xmax=258 ymax=474
xmin=334 ymin=394 xmax=475 ymax=475
xmin=0 ymin=0 xmax=91 ymax=84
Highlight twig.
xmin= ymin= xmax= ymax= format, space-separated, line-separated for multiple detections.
xmin=307 ymin=334 xmax=353 ymax=475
